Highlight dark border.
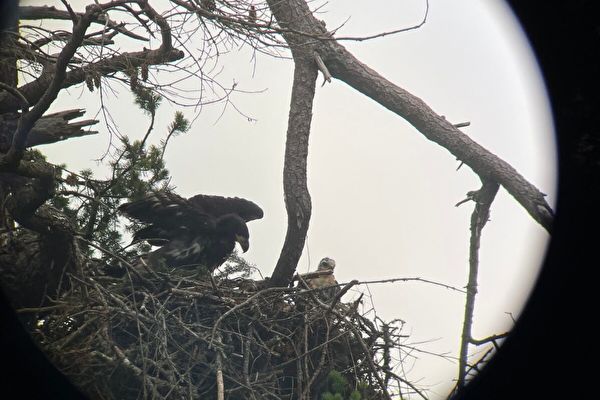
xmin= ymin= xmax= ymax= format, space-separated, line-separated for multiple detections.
xmin=453 ymin=1 xmax=596 ymax=398
xmin=0 ymin=1 xmax=595 ymax=399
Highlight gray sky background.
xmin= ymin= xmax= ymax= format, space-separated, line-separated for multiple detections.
xmin=30 ymin=0 xmax=556 ymax=398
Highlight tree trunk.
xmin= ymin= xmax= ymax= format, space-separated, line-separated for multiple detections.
xmin=270 ymin=57 xmax=317 ymax=287
xmin=267 ymin=0 xmax=320 ymax=287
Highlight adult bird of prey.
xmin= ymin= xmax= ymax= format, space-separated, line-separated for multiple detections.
xmin=306 ymin=257 xmax=340 ymax=301
xmin=117 ymin=191 xmax=263 ymax=274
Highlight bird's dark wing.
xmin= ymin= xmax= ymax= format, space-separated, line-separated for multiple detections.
xmin=119 ymin=191 xmax=214 ymax=232
xmin=187 ymin=194 xmax=264 ymax=222
xmin=131 ymin=225 xmax=171 ymax=246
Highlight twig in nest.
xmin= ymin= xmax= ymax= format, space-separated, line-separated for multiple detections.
xmin=77 ymin=236 xmax=158 ymax=290
xmin=326 ymin=279 xmax=358 ymax=314
xmin=209 ymin=286 xmax=295 ymax=347
xmin=215 ymin=332 xmax=225 ymax=400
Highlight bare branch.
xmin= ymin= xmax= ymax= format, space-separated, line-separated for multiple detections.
xmin=357 ymin=276 xmax=467 ymax=294
xmin=32 ymin=30 xmax=118 ymax=47
xmin=325 ymin=44 xmax=553 ymax=230
xmin=456 ymin=180 xmax=499 ymax=389
xmin=470 ymin=332 xmax=510 ymax=346
xmin=332 ymin=0 xmax=430 ymax=42
xmin=19 ymin=5 xmax=149 ymax=41
xmin=59 ymin=0 xmax=78 ymax=24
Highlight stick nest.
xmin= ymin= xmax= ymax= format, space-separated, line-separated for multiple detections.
xmin=24 ymin=257 xmax=413 ymax=399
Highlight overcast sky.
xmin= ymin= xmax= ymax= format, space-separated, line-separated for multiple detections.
xmin=31 ymin=0 xmax=556 ymax=398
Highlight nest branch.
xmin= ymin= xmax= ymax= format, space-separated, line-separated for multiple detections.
xmin=18 ymin=257 xmax=423 ymax=399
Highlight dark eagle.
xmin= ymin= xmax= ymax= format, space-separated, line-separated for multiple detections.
xmin=117 ymin=191 xmax=263 ymax=274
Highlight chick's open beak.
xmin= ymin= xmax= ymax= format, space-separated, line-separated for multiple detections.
xmin=236 ymin=234 xmax=249 ymax=253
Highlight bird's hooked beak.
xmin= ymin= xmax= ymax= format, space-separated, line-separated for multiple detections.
xmin=236 ymin=234 xmax=249 ymax=253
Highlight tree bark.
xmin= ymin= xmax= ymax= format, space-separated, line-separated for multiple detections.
xmin=266 ymin=0 xmax=321 ymax=287
xmin=270 ymin=57 xmax=317 ymax=287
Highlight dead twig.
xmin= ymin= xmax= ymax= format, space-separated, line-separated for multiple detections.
xmin=456 ymin=180 xmax=500 ymax=389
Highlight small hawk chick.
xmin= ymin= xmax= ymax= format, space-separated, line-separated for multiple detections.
xmin=306 ymin=257 xmax=340 ymax=301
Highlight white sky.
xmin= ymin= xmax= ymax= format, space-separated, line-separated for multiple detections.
xmin=29 ymin=0 xmax=556 ymax=398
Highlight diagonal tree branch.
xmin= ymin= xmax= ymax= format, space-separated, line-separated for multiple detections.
xmin=320 ymin=40 xmax=553 ymax=232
